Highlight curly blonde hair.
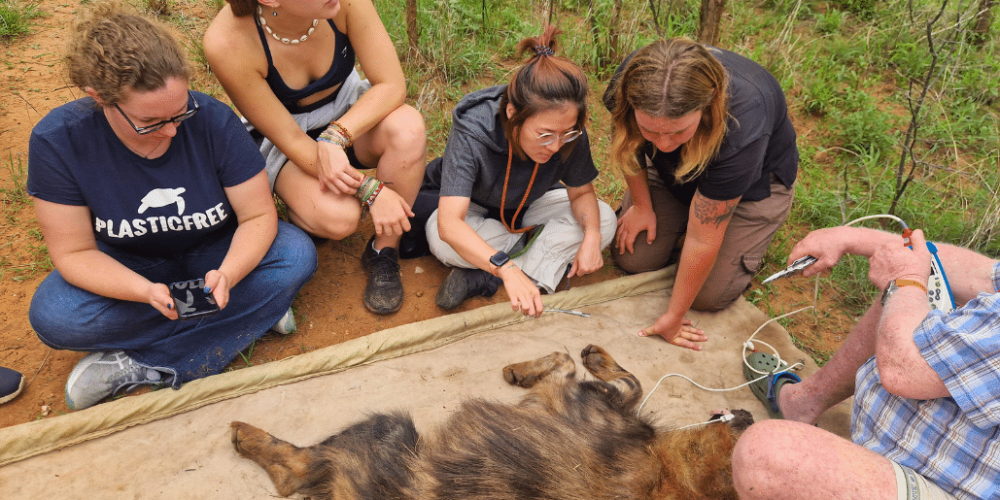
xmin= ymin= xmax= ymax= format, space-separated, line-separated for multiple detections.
xmin=606 ymin=38 xmax=729 ymax=182
xmin=66 ymin=0 xmax=189 ymax=106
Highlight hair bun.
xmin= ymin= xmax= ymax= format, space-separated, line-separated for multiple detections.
xmin=534 ymin=45 xmax=555 ymax=57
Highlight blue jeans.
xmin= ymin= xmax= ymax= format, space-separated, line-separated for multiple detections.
xmin=28 ymin=221 xmax=317 ymax=387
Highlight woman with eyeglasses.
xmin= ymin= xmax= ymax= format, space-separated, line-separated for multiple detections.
xmin=421 ymin=26 xmax=616 ymax=317
xmin=25 ymin=1 xmax=317 ymax=410
xmin=603 ymin=38 xmax=799 ymax=350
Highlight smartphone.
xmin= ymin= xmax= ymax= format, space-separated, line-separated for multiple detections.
xmin=169 ymin=279 xmax=220 ymax=320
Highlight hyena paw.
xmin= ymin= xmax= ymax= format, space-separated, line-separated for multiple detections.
xmin=581 ymin=345 xmax=612 ymax=373
xmin=503 ymin=352 xmax=574 ymax=388
xmin=503 ymin=363 xmax=541 ymax=388
xmin=230 ymin=421 xmax=272 ymax=456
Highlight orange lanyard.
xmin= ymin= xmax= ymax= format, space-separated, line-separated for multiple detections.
xmin=500 ymin=144 xmax=539 ymax=234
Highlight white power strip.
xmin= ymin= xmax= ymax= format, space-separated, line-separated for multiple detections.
xmin=926 ymin=241 xmax=955 ymax=313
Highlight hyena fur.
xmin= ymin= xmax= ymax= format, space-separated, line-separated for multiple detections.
xmin=231 ymin=344 xmax=753 ymax=500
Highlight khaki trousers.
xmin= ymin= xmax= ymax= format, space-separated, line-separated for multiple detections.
xmin=427 ymin=189 xmax=616 ymax=293
xmin=614 ymin=169 xmax=794 ymax=311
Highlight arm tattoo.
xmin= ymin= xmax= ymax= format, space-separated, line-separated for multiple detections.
xmin=693 ymin=196 xmax=738 ymax=229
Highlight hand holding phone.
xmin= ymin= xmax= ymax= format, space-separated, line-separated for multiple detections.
xmin=169 ymin=279 xmax=221 ymax=320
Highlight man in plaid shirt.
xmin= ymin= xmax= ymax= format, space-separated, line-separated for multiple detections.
xmin=731 ymin=226 xmax=999 ymax=500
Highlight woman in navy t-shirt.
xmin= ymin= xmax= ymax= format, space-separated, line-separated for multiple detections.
xmin=26 ymin=2 xmax=316 ymax=411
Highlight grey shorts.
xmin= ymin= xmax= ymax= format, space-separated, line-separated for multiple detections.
xmin=893 ymin=462 xmax=957 ymax=500
xmin=243 ymin=69 xmax=372 ymax=191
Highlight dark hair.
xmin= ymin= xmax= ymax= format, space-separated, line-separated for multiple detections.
xmin=225 ymin=0 xmax=257 ymax=17
xmin=66 ymin=0 xmax=189 ymax=106
xmin=500 ymin=25 xmax=589 ymax=160
xmin=607 ymin=38 xmax=729 ymax=181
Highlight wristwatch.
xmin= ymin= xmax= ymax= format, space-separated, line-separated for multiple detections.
xmin=880 ymin=279 xmax=928 ymax=307
xmin=489 ymin=251 xmax=510 ymax=269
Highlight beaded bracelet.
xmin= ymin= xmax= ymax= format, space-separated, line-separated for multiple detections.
xmin=319 ymin=120 xmax=354 ymax=149
xmin=317 ymin=131 xmax=349 ymax=148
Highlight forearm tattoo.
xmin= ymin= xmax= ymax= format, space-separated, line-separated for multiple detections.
xmin=693 ymin=196 xmax=738 ymax=229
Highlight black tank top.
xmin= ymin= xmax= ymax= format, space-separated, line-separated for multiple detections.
xmin=254 ymin=16 xmax=357 ymax=114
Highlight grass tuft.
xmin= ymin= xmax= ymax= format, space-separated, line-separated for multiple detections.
xmin=0 ymin=0 xmax=44 ymax=40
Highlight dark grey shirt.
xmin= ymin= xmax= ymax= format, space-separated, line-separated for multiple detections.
xmin=428 ymin=86 xmax=598 ymax=214
xmin=605 ymin=46 xmax=798 ymax=204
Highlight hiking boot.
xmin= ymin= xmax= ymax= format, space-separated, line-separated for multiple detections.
xmin=435 ymin=267 xmax=502 ymax=310
xmin=361 ymin=237 xmax=404 ymax=314
xmin=65 ymin=351 xmax=166 ymax=411
xmin=271 ymin=307 xmax=297 ymax=335
xmin=0 ymin=366 xmax=25 ymax=405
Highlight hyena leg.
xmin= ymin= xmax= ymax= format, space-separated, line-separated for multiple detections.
xmin=502 ymin=351 xmax=576 ymax=389
xmin=231 ymin=421 xmax=317 ymax=497
xmin=580 ymin=345 xmax=643 ymax=409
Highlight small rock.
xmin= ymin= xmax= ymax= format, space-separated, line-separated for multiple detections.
xmin=416 ymin=291 xmax=423 ymax=297
xmin=41 ymin=406 xmax=51 ymax=417
xmin=414 ymin=266 xmax=424 ymax=274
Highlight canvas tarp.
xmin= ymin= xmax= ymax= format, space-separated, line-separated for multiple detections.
xmin=0 ymin=267 xmax=851 ymax=499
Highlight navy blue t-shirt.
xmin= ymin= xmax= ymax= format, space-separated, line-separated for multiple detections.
xmin=27 ymin=92 xmax=264 ymax=257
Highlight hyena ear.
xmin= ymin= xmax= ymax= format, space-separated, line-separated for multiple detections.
xmin=707 ymin=409 xmax=754 ymax=433
xmin=230 ymin=421 xmax=314 ymax=497
xmin=727 ymin=409 xmax=754 ymax=432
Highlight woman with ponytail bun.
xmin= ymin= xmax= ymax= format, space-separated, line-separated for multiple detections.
xmin=420 ymin=26 xmax=616 ymax=317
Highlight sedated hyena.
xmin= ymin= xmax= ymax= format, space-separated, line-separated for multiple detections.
xmin=231 ymin=344 xmax=753 ymax=499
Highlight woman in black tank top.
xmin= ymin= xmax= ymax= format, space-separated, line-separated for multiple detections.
xmin=205 ymin=0 xmax=427 ymax=316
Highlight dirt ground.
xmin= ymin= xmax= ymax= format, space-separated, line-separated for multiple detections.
xmin=0 ymin=1 xmax=854 ymax=428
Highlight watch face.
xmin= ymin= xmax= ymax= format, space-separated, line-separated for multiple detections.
xmin=881 ymin=281 xmax=898 ymax=307
xmin=490 ymin=251 xmax=510 ymax=267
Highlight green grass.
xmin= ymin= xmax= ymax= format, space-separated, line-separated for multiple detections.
xmin=1 ymin=152 xmax=30 ymax=215
xmin=0 ymin=0 xmax=44 ymax=40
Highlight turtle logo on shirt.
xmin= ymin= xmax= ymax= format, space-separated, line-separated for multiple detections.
xmin=138 ymin=187 xmax=187 ymax=215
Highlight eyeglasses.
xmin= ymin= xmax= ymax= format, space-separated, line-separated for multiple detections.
xmin=535 ymin=129 xmax=582 ymax=146
xmin=115 ymin=91 xmax=199 ymax=135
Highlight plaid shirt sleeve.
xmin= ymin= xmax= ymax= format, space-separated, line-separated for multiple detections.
xmin=913 ymin=261 xmax=1000 ymax=429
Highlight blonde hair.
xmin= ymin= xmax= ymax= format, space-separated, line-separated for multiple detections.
xmin=607 ymin=38 xmax=728 ymax=182
xmin=66 ymin=0 xmax=190 ymax=106
xmin=499 ymin=25 xmax=589 ymax=161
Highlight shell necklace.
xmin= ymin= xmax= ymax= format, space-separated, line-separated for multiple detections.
xmin=257 ymin=6 xmax=319 ymax=45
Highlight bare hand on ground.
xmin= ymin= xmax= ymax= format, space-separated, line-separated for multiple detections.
xmin=639 ymin=315 xmax=707 ymax=351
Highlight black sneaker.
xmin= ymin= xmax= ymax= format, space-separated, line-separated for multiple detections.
xmin=361 ymin=237 xmax=404 ymax=314
xmin=435 ymin=267 xmax=502 ymax=310
xmin=0 ymin=366 xmax=25 ymax=405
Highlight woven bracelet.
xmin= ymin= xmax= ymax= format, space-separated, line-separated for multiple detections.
xmin=354 ymin=175 xmax=376 ymax=202
xmin=327 ymin=120 xmax=354 ymax=148
xmin=365 ymin=181 xmax=384 ymax=206
xmin=317 ymin=133 xmax=349 ymax=148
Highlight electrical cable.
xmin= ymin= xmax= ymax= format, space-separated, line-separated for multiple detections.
xmin=637 ymin=215 xmax=916 ymax=421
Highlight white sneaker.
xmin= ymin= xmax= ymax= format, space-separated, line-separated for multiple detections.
xmin=271 ymin=307 xmax=297 ymax=335
xmin=65 ymin=351 xmax=165 ymax=410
